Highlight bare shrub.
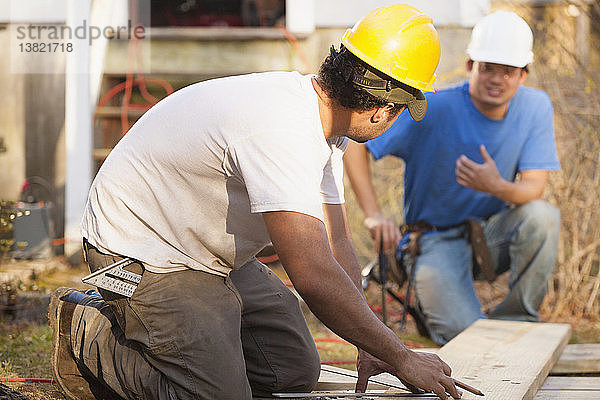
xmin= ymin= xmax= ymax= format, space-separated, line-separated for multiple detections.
xmin=520 ymin=0 xmax=600 ymax=321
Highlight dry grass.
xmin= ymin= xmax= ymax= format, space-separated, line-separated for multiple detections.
xmin=496 ymin=1 xmax=600 ymax=322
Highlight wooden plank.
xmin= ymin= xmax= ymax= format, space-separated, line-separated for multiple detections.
xmin=319 ymin=342 xmax=594 ymax=394
xmin=420 ymin=344 xmax=600 ymax=375
xmin=534 ymin=377 xmax=600 ymax=400
xmin=438 ymin=319 xmax=571 ymax=400
xmin=533 ymin=391 xmax=600 ymax=399
xmin=147 ymin=27 xmax=309 ymax=41
xmin=95 ymin=106 xmax=148 ymax=118
xmin=317 ymin=370 xmax=600 ymax=399
xmin=541 ymin=376 xmax=600 ymax=390
xmin=551 ymin=343 xmax=600 ymax=374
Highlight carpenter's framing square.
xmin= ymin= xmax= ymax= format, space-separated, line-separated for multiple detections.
xmin=319 ymin=365 xmax=407 ymax=391
xmin=272 ymin=392 xmax=438 ymax=398
xmin=81 ymin=258 xmax=141 ymax=297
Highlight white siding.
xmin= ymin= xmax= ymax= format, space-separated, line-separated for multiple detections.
xmin=0 ymin=0 xmax=68 ymax=23
xmin=314 ymin=0 xmax=490 ymax=28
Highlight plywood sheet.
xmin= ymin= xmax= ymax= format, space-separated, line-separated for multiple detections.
xmin=438 ymin=319 xmax=571 ymax=400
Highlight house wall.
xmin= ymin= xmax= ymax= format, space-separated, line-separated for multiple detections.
xmin=0 ymin=26 xmax=25 ymax=201
xmin=314 ymin=0 xmax=490 ymax=27
xmin=104 ymin=25 xmax=473 ymax=88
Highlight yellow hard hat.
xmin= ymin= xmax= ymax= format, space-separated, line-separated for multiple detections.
xmin=341 ymin=4 xmax=441 ymax=93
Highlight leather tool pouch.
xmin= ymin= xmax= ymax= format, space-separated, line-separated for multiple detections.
xmin=389 ymin=250 xmax=408 ymax=287
xmin=392 ymin=223 xmax=431 ymax=287
xmin=465 ymin=219 xmax=496 ymax=283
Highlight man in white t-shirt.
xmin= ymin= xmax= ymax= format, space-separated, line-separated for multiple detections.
xmin=49 ymin=5 xmax=462 ymax=400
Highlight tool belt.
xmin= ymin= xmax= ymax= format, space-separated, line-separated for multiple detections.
xmin=398 ymin=219 xmax=496 ymax=284
xmin=382 ymin=219 xmax=495 ymax=335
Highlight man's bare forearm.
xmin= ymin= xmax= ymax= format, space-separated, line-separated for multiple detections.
xmin=263 ymin=211 xmax=408 ymax=364
xmin=343 ymin=142 xmax=383 ymax=218
xmin=491 ymin=170 xmax=548 ymax=204
xmin=343 ymin=142 xmax=402 ymax=252
xmin=323 ymin=203 xmax=363 ymax=290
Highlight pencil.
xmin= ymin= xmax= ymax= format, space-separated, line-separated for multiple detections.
xmin=453 ymin=378 xmax=485 ymax=396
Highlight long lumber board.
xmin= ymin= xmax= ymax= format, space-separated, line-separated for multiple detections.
xmin=317 ymin=371 xmax=600 ymax=399
xmin=416 ymin=343 xmax=600 ymax=375
xmin=550 ymin=343 xmax=600 ymax=374
xmin=438 ymin=319 xmax=570 ymax=400
xmin=318 ymin=343 xmax=600 ymax=398
xmin=541 ymin=376 xmax=600 ymax=390
xmin=533 ymin=377 xmax=600 ymax=399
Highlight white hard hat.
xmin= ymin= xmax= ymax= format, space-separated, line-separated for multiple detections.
xmin=467 ymin=11 xmax=534 ymax=68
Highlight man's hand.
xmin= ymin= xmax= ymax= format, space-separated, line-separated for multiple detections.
xmin=356 ymin=349 xmax=461 ymax=399
xmin=343 ymin=142 xmax=401 ymax=253
xmin=363 ymin=214 xmax=402 ymax=253
xmin=455 ymin=144 xmax=505 ymax=195
xmin=356 ymin=349 xmax=421 ymax=394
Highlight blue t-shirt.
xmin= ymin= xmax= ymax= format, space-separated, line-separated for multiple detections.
xmin=366 ymin=81 xmax=560 ymax=227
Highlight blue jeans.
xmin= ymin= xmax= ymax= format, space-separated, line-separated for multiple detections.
xmin=411 ymin=200 xmax=560 ymax=345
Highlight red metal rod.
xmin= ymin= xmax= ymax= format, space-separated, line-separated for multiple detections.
xmin=0 ymin=377 xmax=56 ymax=384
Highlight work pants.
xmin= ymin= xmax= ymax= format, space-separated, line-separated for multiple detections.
xmin=412 ymin=200 xmax=560 ymax=345
xmin=74 ymin=242 xmax=321 ymax=399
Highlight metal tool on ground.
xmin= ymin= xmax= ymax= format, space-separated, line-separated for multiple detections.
xmin=321 ymin=365 xmax=407 ymax=391
xmin=272 ymin=392 xmax=438 ymax=398
xmin=320 ymin=365 xmax=484 ymax=397
xmin=81 ymin=258 xmax=141 ymax=297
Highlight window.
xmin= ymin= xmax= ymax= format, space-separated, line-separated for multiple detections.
xmin=150 ymin=0 xmax=285 ymax=28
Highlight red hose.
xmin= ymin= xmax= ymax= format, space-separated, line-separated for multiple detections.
xmin=95 ymin=36 xmax=174 ymax=141
xmin=0 ymin=377 xmax=55 ymax=384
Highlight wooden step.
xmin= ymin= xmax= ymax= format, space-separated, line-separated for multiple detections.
xmin=95 ymin=106 xmax=148 ymax=119
xmin=93 ymin=148 xmax=112 ymax=161
xmin=317 ymin=372 xmax=600 ymax=400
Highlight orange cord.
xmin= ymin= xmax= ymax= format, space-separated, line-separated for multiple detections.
xmin=276 ymin=25 xmax=312 ymax=73
xmin=94 ymin=31 xmax=174 ymax=140
xmin=96 ymin=22 xmax=311 ymax=139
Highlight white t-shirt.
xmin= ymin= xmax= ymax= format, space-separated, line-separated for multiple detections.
xmin=81 ymin=72 xmax=347 ymax=276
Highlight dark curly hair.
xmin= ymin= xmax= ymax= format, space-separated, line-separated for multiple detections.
xmin=318 ymin=46 xmax=405 ymax=116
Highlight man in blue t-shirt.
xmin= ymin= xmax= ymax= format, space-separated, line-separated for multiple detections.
xmin=344 ymin=11 xmax=560 ymax=345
